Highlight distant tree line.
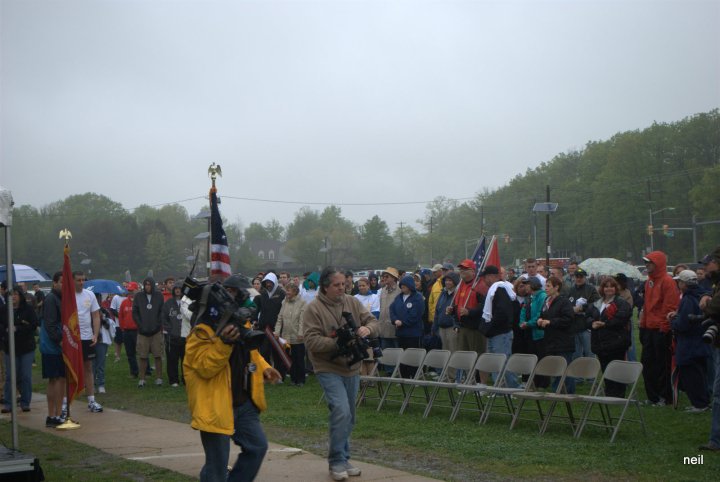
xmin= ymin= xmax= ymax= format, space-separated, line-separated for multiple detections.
xmin=3 ymin=109 xmax=719 ymax=280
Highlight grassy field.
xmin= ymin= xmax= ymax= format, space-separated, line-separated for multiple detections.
xmin=9 ymin=344 xmax=718 ymax=481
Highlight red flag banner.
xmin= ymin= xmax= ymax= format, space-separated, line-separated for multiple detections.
xmin=61 ymin=245 xmax=84 ymax=403
xmin=484 ymin=235 xmax=501 ymax=271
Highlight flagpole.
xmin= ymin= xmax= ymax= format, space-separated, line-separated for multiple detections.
xmin=461 ymin=235 xmax=500 ymax=314
xmin=208 ymin=163 xmax=222 ymax=280
xmin=5 ymin=225 xmax=19 ymax=449
xmin=456 ymin=235 xmax=486 ymax=311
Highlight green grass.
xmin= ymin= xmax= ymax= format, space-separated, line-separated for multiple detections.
xmin=18 ymin=342 xmax=720 ymax=482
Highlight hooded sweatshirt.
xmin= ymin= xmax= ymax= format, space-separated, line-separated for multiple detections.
xmin=639 ymin=251 xmax=679 ymax=333
xmin=254 ymin=272 xmax=285 ymax=331
xmin=389 ymin=275 xmax=425 ymax=338
xmin=132 ymin=277 xmax=165 ymax=336
xmin=301 ymin=272 xmax=320 ymax=304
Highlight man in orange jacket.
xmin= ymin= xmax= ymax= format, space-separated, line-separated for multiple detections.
xmin=639 ymin=251 xmax=679 ymax=406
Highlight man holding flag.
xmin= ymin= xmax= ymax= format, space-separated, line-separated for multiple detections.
xmin=451 ymin=258 xmax=488 ymax=364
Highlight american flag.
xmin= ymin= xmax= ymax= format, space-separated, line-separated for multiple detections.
xmin=470 ymin=236 xmax=486 ymax=269
xmin=210 ymin=189 xmax=231 ymax=279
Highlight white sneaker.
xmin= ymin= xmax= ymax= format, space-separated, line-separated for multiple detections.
xmin=685 ymin=406 xmax=709 ymax=414
xmin=329 ymin=468 xmax=348 ymax=481
xmin=170 ymin=383 xmax=179 ymax=388
xmin=98 ymin=386 xmax=106 ymax=394
xmin=88 ymin=400 xmax=103 ymax=413
xmin=138 ymin=380 xmax=146 ymax=388
xmin=344 ymin=462 xmax=361 ymax=476
xmin=155 ymin=378 xmax=163 ymax=386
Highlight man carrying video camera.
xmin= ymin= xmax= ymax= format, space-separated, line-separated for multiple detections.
xmin=699 ymin=246 xmax=720 ymax=452
xmin=184 ymin=276 xmax=281 ymax=482
xmin=303 ymin=266 xmax=380 ymax=481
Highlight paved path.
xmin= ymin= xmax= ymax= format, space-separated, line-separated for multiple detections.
xmin=5 ymin=393 xmax=440 ymax=481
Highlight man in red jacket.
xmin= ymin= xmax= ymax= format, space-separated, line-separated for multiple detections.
xmin=639 ymin=251 xmax=679 ymax=406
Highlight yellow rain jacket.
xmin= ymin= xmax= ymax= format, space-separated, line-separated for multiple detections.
xmin=184 ymin=323 xmax=271 ymax=435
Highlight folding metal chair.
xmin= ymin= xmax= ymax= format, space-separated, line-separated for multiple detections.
xmin=479 ymin=353 xmax=538 ymax=424
xmin=449 ymin=353 xmax=507 ymax=422
xmin=509 ymin=355 xmax=568 ymax=430
xmin=393 ymin=349 xmax=453 ymax=415
xmin=415 ymin=351 xmax=477 ymax=418
xmin=538 ymin=357 xmax=601 ymax=435
xmin=573 ymin=360 xmax=647 ymax=442
xmin=376 ymin=348 xmax=427 ymax=411
xmin=357 ymin=347 xmax=404 ymax=407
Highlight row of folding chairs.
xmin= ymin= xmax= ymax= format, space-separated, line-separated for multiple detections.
xmin=357 ymin=348 xmax=646 ymax=442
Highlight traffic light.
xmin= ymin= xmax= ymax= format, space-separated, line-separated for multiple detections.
xmin=662 ymin=224 xmax=669 ymax=235
xmin=647 ymin=225 xmax=653 ymax=235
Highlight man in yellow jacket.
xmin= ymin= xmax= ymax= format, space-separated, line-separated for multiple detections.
xmin=184 ymin=281 xmax=281 ymax=482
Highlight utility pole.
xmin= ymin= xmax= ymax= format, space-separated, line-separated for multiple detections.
xmin=545 ymin=185 xmax=551 ymax=268
xmin=397 ymin=222 xmax=405 ymax=265
xmin=480 ymin=205 xmax=485 ymax=235
xmin=427 ymin=216 xmax=434 ymax=265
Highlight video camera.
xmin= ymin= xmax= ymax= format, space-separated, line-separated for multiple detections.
xmin=688 ymin=313 xmax=719 ymax=346
xmin=331 ymin=311 xmax=382 ymax=367
xmin=182 ymin=276 xmax=265 ymax=350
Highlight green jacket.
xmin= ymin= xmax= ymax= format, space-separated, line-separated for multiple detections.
xmin=519 ymin=291 xmax=547 ymax=341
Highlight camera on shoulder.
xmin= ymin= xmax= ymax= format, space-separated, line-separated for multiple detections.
xmin=332 ymin=311 xmax=382 ymax=366
xmin=182 ymin=276 xmax=265 ymax=350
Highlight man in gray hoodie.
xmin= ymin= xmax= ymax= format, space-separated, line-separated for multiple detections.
xmin=132 ymin=277 xmax=165 ymax=387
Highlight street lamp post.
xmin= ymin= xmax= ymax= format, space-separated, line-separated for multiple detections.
xmin=532 ymin=199 xmax=559 ymax=269
xmin=648 ymin=207 xmax=675 ymax=252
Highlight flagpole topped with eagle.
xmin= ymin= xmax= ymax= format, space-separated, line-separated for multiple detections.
xmin=57 ymin=229 xmax=82 ymax=430
xmin=208 ymin=163 xmax=231 ymax=281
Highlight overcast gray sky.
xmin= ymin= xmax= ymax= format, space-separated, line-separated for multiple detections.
xmin=2 ymin=0 xmax=719 ymax=233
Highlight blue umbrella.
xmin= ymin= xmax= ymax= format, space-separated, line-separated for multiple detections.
xmin=0 ymin=264 xmax=51 ymax=283
xmin=84 ymin=279 xmax=126 ymax=295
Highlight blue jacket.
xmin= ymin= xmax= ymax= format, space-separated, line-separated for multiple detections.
xmin=671 ymin=285 xmax=713 ymax=365
xmin=433 ymin=288 xmax=457 ymax=332
xmin=389 ymin=275 xmax=425 ymax=338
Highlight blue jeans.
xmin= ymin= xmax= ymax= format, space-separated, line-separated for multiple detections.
xmin=573 ymin=330 xmax=593 ymax=359
xmin=93 ymin=342 xmax=109 ymax=387
xmin=709 ymin=348 xmax=720 ymax=447
xmin=316 ymin=372 xmax=359 ymax=468
xmin=4 ymin=351 xmax=34 ymax=409
xmin=487 ymin=331 xmax=517 ymax=387
xmin=199 ymin=431 xmax=230 ymax=482
xmin=228 ymin=400 xmax=268 ymax=482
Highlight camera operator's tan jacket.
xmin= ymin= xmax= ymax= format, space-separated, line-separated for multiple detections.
xmin=303 ymin=291 xmax=379 ymax=376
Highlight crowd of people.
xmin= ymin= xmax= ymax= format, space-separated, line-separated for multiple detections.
xmin=1 ymin=246 xmax=719 ymax=480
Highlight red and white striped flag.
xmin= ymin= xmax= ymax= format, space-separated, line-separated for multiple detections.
xmin=209 ymin=188 xmax=231 ymax=279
